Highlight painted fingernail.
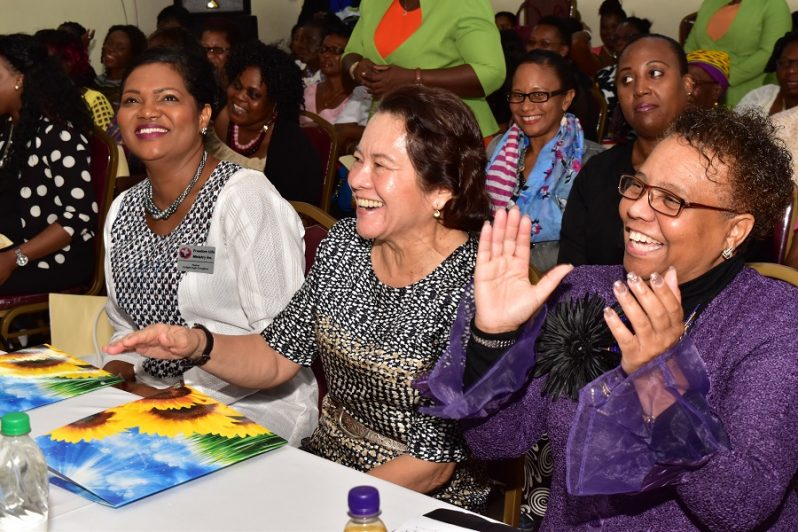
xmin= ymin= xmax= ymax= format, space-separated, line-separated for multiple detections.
xmin=603 ymin=306 xmax=614 ymax=318
xmin=613 ymin=280 xmax=627 ymax=294
xmin=627 ymin=272 xmax=640 ymax=284
xmin=650 ymin=272 xmax=663 ymax=287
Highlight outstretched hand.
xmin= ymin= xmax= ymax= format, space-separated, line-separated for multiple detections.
xmin=474 ymin=207 xmax=573 ymax=334
xmin=604 ymin=268 xmax=684 ymax=374
xmin=104 ymin=323 xmax=203 ymax=361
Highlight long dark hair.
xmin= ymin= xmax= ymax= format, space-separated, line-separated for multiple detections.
xmin=0 ymin=34 xmax=92 ymax=176
xmin=377 ymin=86 xmax=490 ymax=232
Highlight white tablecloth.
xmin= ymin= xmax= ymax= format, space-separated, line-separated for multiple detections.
xmin=27 ymin=388 xmax=474 ymax=531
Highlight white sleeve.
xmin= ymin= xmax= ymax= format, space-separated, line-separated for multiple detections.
xmin=335 ymin=86 xmax=373 ymax=126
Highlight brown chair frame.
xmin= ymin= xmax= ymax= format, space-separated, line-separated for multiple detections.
xmin=300 ymin=110 xmax=339 ymax=214
xmin=1 ymin=127 xmax=119 ymax=349
xmin=747 ymin=262 xmax=798 ymax=286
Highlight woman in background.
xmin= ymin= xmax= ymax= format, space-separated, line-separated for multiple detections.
xmin=0 ymin=34 xmax=96 ymax=296
xmin=559 ymin=34 xmax=693 ymax=266
xmin=209 ymin=41 xmax=323 ymax=205
xmin=96 ymin=25 xmax=146 ymax=111
xmin=687 ymin=49 xmax=731 ymax=108
xmin=736 ymin=32 xmax=798 ymax=115
xmin=485 ymin=50 xmax=602 ymax=273
xmin=102 ymin=47 xmax=317 ymax=445
xmin=685 ymin=0 xmax=791 ymax=107
xmin=342 ymin=0 xmax=504 ymax=138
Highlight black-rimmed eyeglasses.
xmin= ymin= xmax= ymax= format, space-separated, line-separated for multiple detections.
xmin=618 ymin=174 xmax=739 ymax=218
xmin=507 ymin=89 xmax=569 ymax=104
xmin=204 ymin=46 xmax=230 ymax=55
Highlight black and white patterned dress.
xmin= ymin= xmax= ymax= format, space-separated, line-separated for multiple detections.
xmin=263 ymin=219 xmax=490 ymax=511
xmin=0 ymin=116 xmax=96 ymax=295
xmin=109 ymin=161 xmax=233 ymax=365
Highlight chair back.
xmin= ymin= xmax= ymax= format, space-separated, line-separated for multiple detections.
xmin=679 ymin=12 xmax=698 ymax=45
xmin=290 ymin=201 xmax=336 ymax=407
xmin=748 ymin=262 xmax=798 ymax=286
xmin=300 ymin=110 xmax=339 ymax=213
xmin=591 ymin=83 xmax=609 ymax=142
xmin=86 ymin=127 xmax=120 ymax=295
xmin=771 ymin=186 xmax=798 ymax=264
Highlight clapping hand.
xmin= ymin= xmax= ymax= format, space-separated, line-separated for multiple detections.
xmin=604 ymin=268 xmax=684 ymax=374
xmin=474 ymin=207 xmax=573 ymax=334
xmin=104 ymin=323 xmax=203 ymax=361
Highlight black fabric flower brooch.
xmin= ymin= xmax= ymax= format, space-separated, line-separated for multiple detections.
xmin=533 ymin=293 xmax=621 ymax=401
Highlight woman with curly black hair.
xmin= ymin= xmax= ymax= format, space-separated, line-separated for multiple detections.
xmin=0 ymin=33 xmax=96 ymax=295
xmin=209 ymin=41 xmax=323 ymax=205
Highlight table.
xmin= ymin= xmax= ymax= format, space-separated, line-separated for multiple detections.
xmin=27 ymin=388 xmax=472 ymax=531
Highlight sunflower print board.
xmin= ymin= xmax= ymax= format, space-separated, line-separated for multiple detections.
xmin=0 ymin=345 xmax=123 ymax=416
xmin=36 ymin=386 xmax=286 ymax=507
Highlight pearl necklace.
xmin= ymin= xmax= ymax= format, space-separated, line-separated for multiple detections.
xmin=231 ymin=123 xmax=267 ymax=155
xmin=143 ymin=151 xmax=208 ymax=220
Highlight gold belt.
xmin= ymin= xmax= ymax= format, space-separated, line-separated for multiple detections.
xmin=327 ymin=397 xmax=407 ymax=454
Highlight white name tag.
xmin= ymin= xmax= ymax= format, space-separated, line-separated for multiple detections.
xmin=177 ymin=245 xmax=215 ymax=274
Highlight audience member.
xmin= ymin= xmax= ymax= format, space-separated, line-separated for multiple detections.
xmin=596 ymin=17 xmax=653 ymax=143
xmin=147 ymin=26 xmax=205 ymax=57
xmin=485 ymin=50 xmax=603 ymax=273
xmin=0 ymin=34 xmax=96 ymax=295
xmin=526 ymin=16 xmax=600 ymax=141
xmin=736 ymin=31 xmax=798 ymax=115
xmin=559 ymin=34 xmax=693 ymax=266
xmin=293 ymin=17 xmax=333 ymax=87
xmin=592 ymin=0 xmax=626 ymax=69
xmin=422 ymin=105 xmax=798 ymax=531
xmin=107 ymin=86 xmax=493 ymax=512
xmin=34 ymin=29 xmax=114 ymax=133
xmin=156 ymin=4 xmax=192 ymax=31
xmin=200 ymin=17 xmax=241 ymax=94
xmin=685 ymin=0 xmax=791 ymax=106
xmin=95 ymin=25 xmax=147 ymax=110
xmin=687 ymin=49 xmax=731 ymax=108
xmin=58 ymin=20 xmax=94 ymax=51
xmin=208 ymin=41 xmax=323 ymax=205
xmin=101 ymin=46 xmax=317 ymax=445
xmin=342 ymin=0 xmax=505 ymax=138
xmin=494 ymin=11 xmax=517 ymax=32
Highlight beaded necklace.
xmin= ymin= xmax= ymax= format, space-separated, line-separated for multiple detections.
xmin=143 ymin=151 xmax=208 ymax=221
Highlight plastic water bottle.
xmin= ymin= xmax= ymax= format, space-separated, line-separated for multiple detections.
xmin=344 ymin=485 xmax=387 ymax=531
xmin=0 ymin=412 xmax=49 ymax=531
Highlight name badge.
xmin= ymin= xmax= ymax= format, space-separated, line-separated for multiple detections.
xmin=177 ymin=245 xmax=215 ymax=274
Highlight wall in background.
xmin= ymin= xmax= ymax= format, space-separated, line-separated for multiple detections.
xmin=0 ymin=0 xmax=302 ymax=73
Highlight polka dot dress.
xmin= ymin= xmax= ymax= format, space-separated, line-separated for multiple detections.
xmin=0 ymin=117 xmax=96 ymax=294
xmin=262 ymin=219 xmax=490 ymax=511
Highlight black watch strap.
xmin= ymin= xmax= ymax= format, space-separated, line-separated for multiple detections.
xmin=190 ymin=323 xmax=214 ymax=367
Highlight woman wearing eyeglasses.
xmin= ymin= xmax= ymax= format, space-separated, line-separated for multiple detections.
xmin=736 ymin=32 xmax=798 ymax=116
xmin=422 ymin=105 xmax=798 ymax=530
xmin=559 ymin=34 xmax=694 ymax=267
xmin=302 ymin=19 xmax=370 ymax=131
xmin=485 ymin=50 xmax=603 ymax=273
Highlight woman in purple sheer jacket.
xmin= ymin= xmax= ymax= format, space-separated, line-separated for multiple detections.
xmin=421 ymin=106 xmax=798 ymax=530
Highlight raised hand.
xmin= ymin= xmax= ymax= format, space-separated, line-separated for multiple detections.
xmin=603 ymin=267 xmax=684 ymax=374
xmin=104 ymin=323 xmax=203 ymax=361
xmin=474 ymin=207 xmax=573 ymax=333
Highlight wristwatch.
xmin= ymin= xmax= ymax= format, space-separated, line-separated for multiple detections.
xmin=14 ymin=248 xmax=28 ymax=267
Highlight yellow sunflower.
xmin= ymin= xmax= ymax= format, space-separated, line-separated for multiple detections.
xmin=128 ymin=402 xmax=246 ymax=438
xmin=0 ymin=348 xmax=106 ymax=379
xmin=49 ymin=410 xmax=131 ymax=443
xmin=120 ymin=386 xmax=217 ymax=413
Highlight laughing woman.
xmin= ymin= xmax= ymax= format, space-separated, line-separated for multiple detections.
xmin=107 ymin=86 xmax=493 ymax=511
xmin=422 ymin=106 xmax=798 ymax=530
xmin=208 ymin=41 xmax=323 ymax=205
xmin=101 ymin=48 xmax=318 ymax=445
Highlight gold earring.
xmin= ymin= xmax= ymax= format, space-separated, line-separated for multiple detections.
xmin=14 ymin=83 xmax=20 ymax=91
xmin=433 ymin=208 xmax=441 ymax=219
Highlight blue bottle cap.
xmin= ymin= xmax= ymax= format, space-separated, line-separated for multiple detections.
xmin=348 ymin=485 xmax=380 ymax=517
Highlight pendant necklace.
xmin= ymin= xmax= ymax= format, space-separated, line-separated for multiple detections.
xmin=144 ymin=151 xmax=208 ymax=221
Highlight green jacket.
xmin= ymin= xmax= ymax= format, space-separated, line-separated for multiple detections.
xmin=345 ymin=0 xmax=505 ymax=136
xmin=685 ymin=0 xmax=791 ymax=107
